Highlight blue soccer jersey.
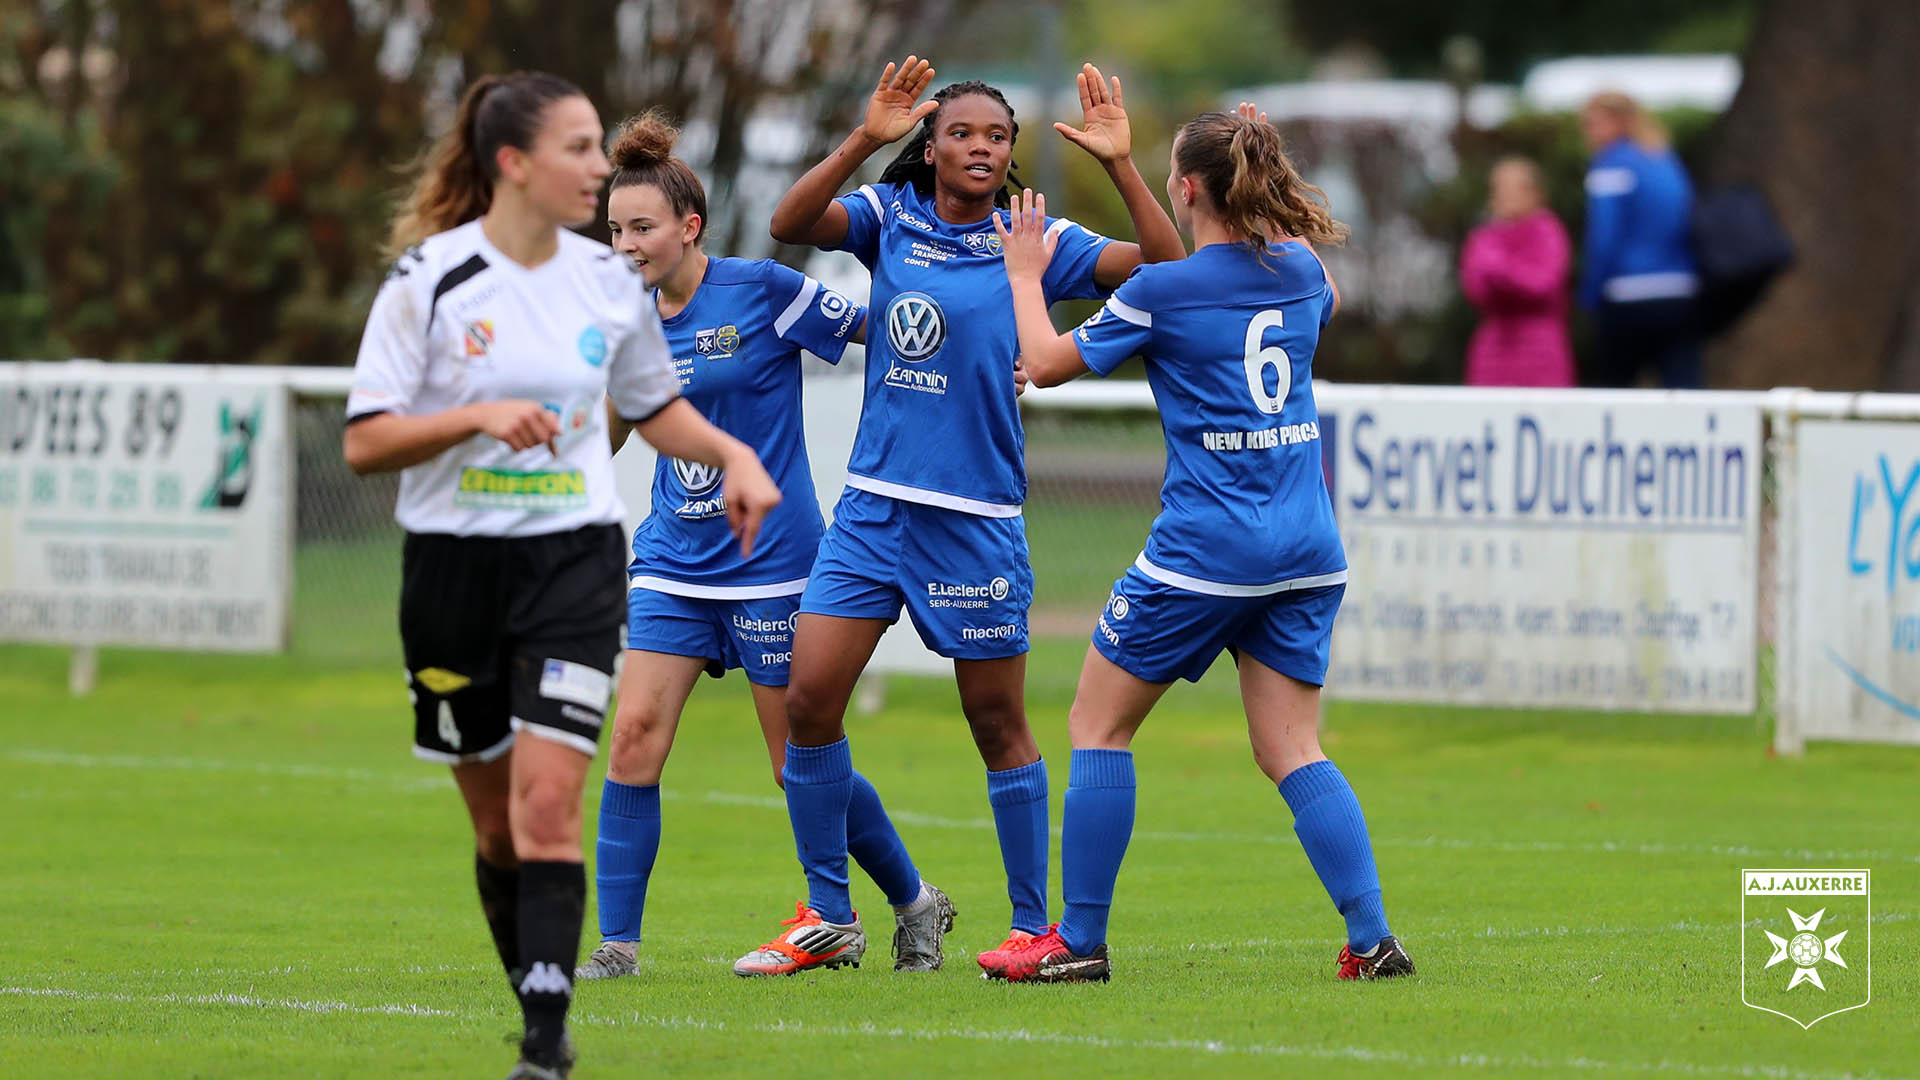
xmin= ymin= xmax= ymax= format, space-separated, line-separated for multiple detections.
xmin=1071 ymin=242 xmax=1346 ymax=592
xmin=830 ymin=181 xmax=1112 ymax=515
xmin=628 ymin=257 xmax=863 ymax=595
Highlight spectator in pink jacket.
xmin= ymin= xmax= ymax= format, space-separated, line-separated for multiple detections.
xmin=1460 ymin=157 xmax=1575 ymax=387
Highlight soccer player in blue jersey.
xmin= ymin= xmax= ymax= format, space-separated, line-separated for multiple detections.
xmin=571 ymin=112 xmax=956 ymax=981
xmin=747 ymin=57 xmax=1185 ymax=974
xmin=983 ymin=104 xmax=1415 ymax=983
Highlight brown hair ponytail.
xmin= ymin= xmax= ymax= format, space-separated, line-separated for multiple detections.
xmin=1175 ymin=111 xmax=1348 ymax=260
xmin=608 ymin=109 xmax=709 ymax=244
xmin=386 ymin=71 xmax=584 ymax=257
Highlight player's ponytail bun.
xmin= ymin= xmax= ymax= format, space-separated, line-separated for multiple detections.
xmin=1175 ymin=111 xmax=1347 ymax=263
xmin=609 ymin=108 xmax=709 ymax=244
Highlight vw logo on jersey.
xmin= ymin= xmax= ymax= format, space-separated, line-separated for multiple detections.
xmin=886 ymin=292 xmax=946 ymax=363
xmin=672 ymin=457 xmax=722 ymax=496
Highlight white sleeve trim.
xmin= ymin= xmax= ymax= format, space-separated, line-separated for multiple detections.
xmin=1045 ymin=217 xmax=1076 ymax=241
xmin=857 ymin=185 xmax=885 ymax=222
xmin=773 ymin=276 xmax=819 ymax=337
xmin=1105 ymin=296 xmax=1152 ymax=327
xmin=1585 ymin=167 xmax=1637 ymax=197
xmin=1134 ymin=553 xmax=1347 ymax=597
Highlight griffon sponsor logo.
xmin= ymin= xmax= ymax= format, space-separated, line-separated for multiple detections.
xmin=455 ymin=467 xmax=587 ymax=510
xmin=927 ymin=577 xmax=1011 ymax=609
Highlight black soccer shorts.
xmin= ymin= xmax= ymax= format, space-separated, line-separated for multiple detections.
xmin=398 ymin=523 xmax=626 ymax=763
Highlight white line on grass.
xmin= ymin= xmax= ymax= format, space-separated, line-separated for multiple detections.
xmin=1 ymin=985 xmax=453 ymax=1017
xmin=1133 ymin=911 xmax=1911 ymax=955
xmin=0 ymin=748 xmax=450 ymax=793
xmin=10 ymin=747 xmax=1918 ymax=866
xmin=0 ymin=984 xmax=1869 ymax=1079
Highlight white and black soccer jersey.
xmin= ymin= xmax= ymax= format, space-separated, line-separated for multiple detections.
xmin=347 ymin=220 xmax=679 ymax=538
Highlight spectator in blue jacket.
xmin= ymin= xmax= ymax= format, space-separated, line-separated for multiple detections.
xmin=1579 ymin=92 xmax=1701 ymax=388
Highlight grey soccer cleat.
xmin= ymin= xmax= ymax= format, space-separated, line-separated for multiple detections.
xmin=891 ymin=882 xmax=957 ymax=972
xmin=575 ymin=940 xmax=638 ymax=980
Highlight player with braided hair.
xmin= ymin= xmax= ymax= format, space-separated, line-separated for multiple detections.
xmin=746 ymin=56 xmax=1183 ymax=976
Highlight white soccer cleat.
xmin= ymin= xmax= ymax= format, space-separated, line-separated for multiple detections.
xmin=732 ymin=901 xmax=865 ymax=976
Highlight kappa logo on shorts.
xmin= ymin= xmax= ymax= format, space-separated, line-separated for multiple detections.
xmin=539 ymin=659 xmax=611 ymax=711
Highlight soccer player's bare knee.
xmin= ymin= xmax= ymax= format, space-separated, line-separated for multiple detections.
xmin=962 ymin=694 xmax=1037 ymax=768
xmin=1067 ymin=697 xmax=1132 ymax=750
xmin=512 ymin=773 xmax=584 ymax=854
xmin=783 ymin=677 xmax=849 ymax=746
xmin=606 ymin=699 xmax=668 ymax=785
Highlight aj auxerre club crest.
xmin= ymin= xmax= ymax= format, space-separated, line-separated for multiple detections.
xmin=886 ymin=292 xmax=946 ymax=362
xmin=694 ymin=325 xmax=740 ymax=358
xmin=1741 ymin=868 xmax=1870 ymax=1029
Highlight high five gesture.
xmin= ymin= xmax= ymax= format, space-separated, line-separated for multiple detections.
xmin=1055 ymin=63 xmax=1133 ymax=164
xmin=864 ymin=57 xmax=940 ymax=146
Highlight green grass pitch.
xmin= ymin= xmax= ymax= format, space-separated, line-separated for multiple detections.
xmin=2 ymin=635 xmax=1913 ymax=1078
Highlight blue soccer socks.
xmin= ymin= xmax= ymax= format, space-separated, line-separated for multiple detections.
xmin=594 ymin=780 xmax=661 ymax=942
xmin=847 ymin=770 xmax=922 ymax=908
xmin=1278 ymin=759 xmax=1391 ymax=950
xmin=782 ymin=739 xmax=856 ymax=924
xmin=1059 ymin=748 xmax=1136 ymax=956
xmin=987 ymin=758 xmax=1052 ymax=934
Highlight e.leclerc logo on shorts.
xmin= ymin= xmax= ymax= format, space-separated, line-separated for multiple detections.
xmin=927 ymin=576 xmax=1010 ymax=610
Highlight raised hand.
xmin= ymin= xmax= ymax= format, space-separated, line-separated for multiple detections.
xmin=863 ymin=56 xmax=939 ymax=146
xmin=1236 ymin=101 xmax=1269 ymax=125
xmin=992 ymin=187 xmax=1058 ymax=285
xmin=1054 ymin=62 xmax=1130 ymax=164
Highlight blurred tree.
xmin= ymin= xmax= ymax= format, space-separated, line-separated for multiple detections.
xmin=1285 ymin=0 xmax=1757 ymax=82
xmin=1705 ymin=0 xmax=1920 ymax=390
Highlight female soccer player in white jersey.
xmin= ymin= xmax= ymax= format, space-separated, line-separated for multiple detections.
xmin=982 ymin=104 xmax=1415 ymax=983
xmin=747 ymin=57 xmax=1184 ymax=976
xmin=343 ymin=72 xmax=780 ymax=1079
xmin=572 ymin=111 xmax=954 ymax=982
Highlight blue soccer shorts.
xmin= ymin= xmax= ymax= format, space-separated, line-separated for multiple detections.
xmin=801 ymin=487 xmax=1033 ymax=660
xmin=626 ymin=585 xmax=799 ymax=686
xmin=1091 ymin=567 xmax=1344 ymax=686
